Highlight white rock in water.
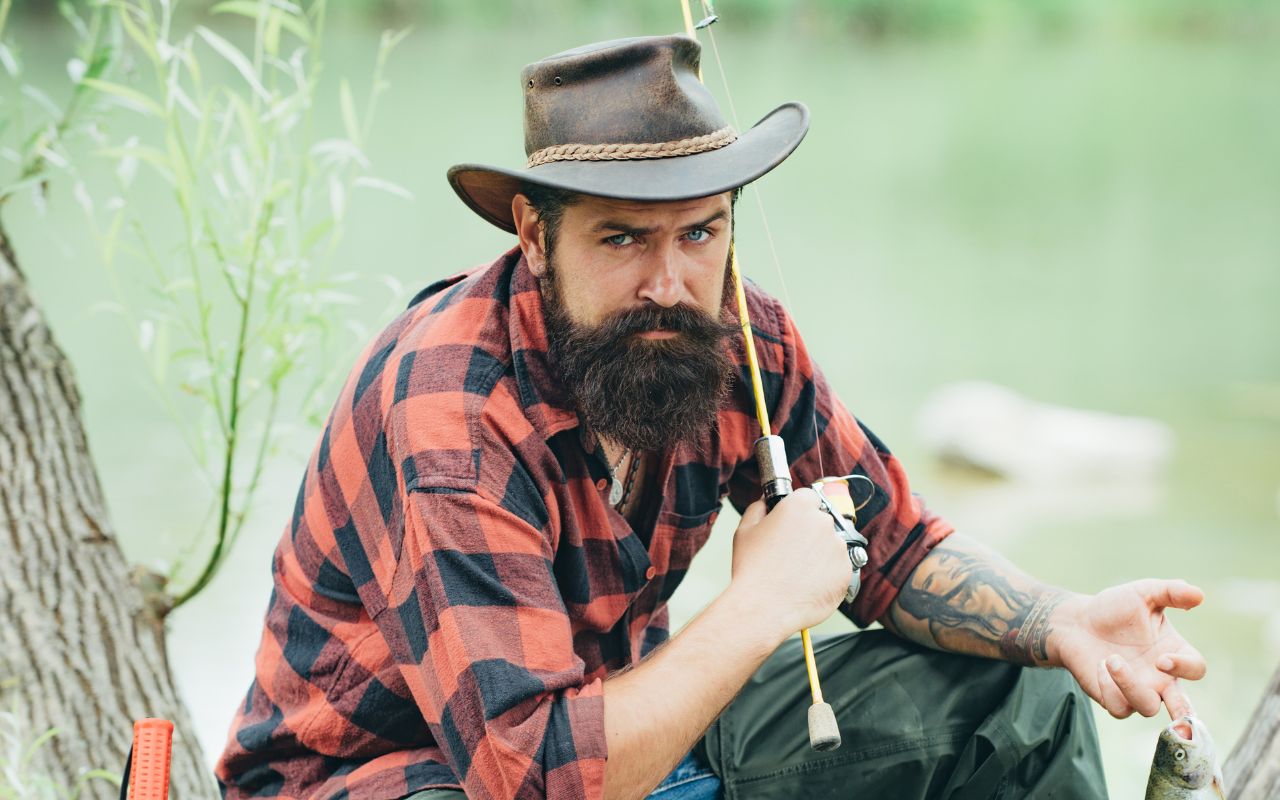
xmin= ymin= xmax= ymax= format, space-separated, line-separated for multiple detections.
xmin=916 ymin=381 xmax=1174 ymax=483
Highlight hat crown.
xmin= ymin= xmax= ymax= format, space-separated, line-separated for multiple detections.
xmin=520 ymin=35 xmax=728 ymax=157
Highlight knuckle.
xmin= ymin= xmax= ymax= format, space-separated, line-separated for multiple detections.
xmin=789 ymin=487 xmax=816 ymax=503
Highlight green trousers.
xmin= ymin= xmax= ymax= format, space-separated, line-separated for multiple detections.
xmin=406 ymin=630 xmax=1109 ymax=799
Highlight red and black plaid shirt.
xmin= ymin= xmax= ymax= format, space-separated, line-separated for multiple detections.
xmin=215 ymin=247 xmax=953 ymax=800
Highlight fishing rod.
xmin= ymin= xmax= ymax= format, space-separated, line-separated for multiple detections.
xmin=677 ymin=0 xmax=870 ymax=752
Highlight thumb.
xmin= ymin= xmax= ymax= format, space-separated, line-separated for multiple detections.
xmin=1141 ymin=579 xmax=1205 ymax=611
xmin=739 ymin=498 xmax=768 ymax=528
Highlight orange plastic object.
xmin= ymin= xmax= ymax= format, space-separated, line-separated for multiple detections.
xmin=818 ymin=479 xmax=858 ymax=521
xmin=128 ymin=718 xmax=173 ymax=800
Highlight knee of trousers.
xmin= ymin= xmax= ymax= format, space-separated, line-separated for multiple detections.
xmin=1000 ymin=664 xmax=1103 ymax=760
xmin=1018 ymin=664 xmax=1095 ymax=725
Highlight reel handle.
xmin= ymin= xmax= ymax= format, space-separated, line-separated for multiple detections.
xmin=811 ymin=480 xmax=871 ymax=605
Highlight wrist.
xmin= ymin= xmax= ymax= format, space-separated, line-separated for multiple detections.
xmin=719 ymin=580 xmax=792 ymax=654
xmin=1042 ymin=591 xmax=1089 ymax=668
xmin=996 ymin=588 xmax=1082 ymax=667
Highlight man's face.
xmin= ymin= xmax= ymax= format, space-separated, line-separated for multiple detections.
xmin=514 ymin=191 xmax=740 ymax=452
xmin=536 ymin=192 xmax=735 ymax=327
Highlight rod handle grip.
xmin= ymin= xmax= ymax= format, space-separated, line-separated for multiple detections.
xmin=755 ymin=435 xmax=792 ymax=511
xmin=807 ymin=702 xmax=842 ymax=752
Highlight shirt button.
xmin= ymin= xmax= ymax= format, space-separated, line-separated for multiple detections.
xmin=645 ymin=567 xmax=657 ymax=580
xmin=595 ymin=478 xmax=608 ymax=491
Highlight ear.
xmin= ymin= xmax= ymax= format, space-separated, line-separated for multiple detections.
xmin=512 ymin=193 xmax=548 ymax=277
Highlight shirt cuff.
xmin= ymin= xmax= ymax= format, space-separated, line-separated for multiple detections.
xmin=849 ymin=512 xmax=955 ymax=627
xmin=546 ymin=676 xmax=607 ymax=800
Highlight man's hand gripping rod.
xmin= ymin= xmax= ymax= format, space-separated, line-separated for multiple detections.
xmin=755 ymin=435 xmax=870 ymax=752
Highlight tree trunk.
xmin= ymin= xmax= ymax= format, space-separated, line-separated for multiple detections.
xmin=1224 ymin=660 xmax=1280 ymax=799
xmin=0 ymin=251 xmax=211 ymax=796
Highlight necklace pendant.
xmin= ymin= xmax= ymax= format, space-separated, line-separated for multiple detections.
xmin=609 ymin=476 xmax=625 ymax=506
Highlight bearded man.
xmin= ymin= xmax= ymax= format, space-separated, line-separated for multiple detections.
xmin=217 ymin=35 xmax=1207 ymax=800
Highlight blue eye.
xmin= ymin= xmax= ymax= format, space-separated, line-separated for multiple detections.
xmin=686 ymin=228 xmax=711 ymax=243
xmin=605 ymin=233 xmax=634 ymax=247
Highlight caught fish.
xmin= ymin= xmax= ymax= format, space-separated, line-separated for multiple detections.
xmin=1145 ymin=715 xmax=1227 ymax=799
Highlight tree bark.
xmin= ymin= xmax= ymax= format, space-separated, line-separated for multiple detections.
xmin=1224 ymin=660 xmax=1280 ymax=799
xmin=0 ymin=250 xmax=212 ymax=796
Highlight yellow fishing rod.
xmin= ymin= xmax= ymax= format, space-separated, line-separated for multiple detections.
xmin=678 ymin=0 xmax=855 ymax=753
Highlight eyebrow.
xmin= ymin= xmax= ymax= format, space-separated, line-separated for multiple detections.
xmin=592 ymin=209 xmax=729 ymax=236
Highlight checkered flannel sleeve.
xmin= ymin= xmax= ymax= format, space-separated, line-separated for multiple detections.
xmin=728 ymin=292 xmax=955 ymax=627
xmin=366 ymin=475 xmax=608 ymax=800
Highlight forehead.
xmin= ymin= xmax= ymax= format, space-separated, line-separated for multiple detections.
xmin=564 ymin=192 xmax=732 ymax=228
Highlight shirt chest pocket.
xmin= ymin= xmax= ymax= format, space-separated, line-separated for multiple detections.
xmin=651 ymin=503 xmax=721 ymax=604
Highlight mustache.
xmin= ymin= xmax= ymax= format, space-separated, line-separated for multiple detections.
xmin=589 ymin=302 xmax=739 ymax=343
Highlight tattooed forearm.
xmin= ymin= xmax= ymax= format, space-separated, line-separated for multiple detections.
xmin=996 ymin=590 xmax=1066 ymax=665
xmin=884 ymin=534 xmax=1069 ymax=667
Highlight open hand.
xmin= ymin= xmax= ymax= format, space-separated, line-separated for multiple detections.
xmin=1050 ymin=579 xmax=1205 ymax=720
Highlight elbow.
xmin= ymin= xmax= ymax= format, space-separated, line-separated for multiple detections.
xmin=452 ymin=682 xmax=608 ymax=800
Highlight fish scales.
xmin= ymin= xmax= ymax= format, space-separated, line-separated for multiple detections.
xmin=1145 ymin=715 xmax=1227 ymax=799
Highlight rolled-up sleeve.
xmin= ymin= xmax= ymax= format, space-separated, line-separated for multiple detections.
xmin=728 ymin=292 xmax=955 ymax=627
xmin=372 ymin=484 xmax=606 ymax=800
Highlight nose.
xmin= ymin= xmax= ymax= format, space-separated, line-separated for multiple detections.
xmin=637 ymin=242 xmax=683 ymax=308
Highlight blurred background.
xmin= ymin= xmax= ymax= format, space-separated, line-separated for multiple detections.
xmin=6 ymin=0 xmax=1278 ymax=795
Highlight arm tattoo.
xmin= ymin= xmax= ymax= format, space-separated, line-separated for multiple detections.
xmin=996 ymin=590 xmax=1065 ymax=665
xmin=885 ymin=537 xmax=1067 ymax=666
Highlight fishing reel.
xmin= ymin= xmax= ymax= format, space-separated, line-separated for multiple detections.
xmin=812 ymin=478 xmax=871 ymax=605
xmin=755 ymin=436 xmax=870 ymax=605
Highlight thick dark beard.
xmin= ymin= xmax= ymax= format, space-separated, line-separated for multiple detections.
xmin=541 ymin=257 xmax=739 ymax=453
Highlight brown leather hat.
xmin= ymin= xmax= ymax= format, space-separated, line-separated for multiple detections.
xmin=447 ymin=35 xmax=809 ymax=234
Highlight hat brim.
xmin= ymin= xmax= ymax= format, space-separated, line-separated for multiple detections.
xmin=447 ymin=102 xmax=809 ymax=234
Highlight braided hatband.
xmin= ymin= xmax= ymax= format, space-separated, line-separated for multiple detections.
xmin=525 ymin=126 xmax=737 ymax=168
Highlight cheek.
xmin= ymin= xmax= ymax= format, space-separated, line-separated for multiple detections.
xmin=564 ymin=273 xmax=632 ymax=326
xmin=550 ymin=246 xmax=612 ymax=322
xmin=699 ymin=261 xmax=732 ymax=312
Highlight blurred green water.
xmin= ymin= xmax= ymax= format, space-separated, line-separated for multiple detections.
xmin=7 ymin=12 xmax=1279 ymax=797
xmin=11 ymin=0 xmax=1280 ymax=41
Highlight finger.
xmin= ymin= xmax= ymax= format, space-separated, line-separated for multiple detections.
xmin=1140 ymin=579 xmax=1205 ymax=611
xmin=740 ymin=498 xmax=768 ymax=527
xmin=1106 ymin=655 xmax=1162 ymax=717
xmin=1096 ymin=659 xmax=1134 ymax=719
xmin=784 ymin=486 xmax=821 ymax=509
xmin=1157 ymin=651 xmax=1207 ymax=682
xmin=777 ymin=488 xmax=833 ymax=528
xmin=1160 ymin=679 xmax=1195 ymax=722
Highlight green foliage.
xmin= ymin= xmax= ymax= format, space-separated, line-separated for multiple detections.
xmin=74 ymin=0 xmax=408 ymax=608
xmin=0 ymin=0 xmax=404 ymax=610
xmin=0 ymin=0 xmax=118 ymax=214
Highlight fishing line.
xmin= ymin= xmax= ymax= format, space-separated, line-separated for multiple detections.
xmin=698 ymin=0 xmax=827 ymax=481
